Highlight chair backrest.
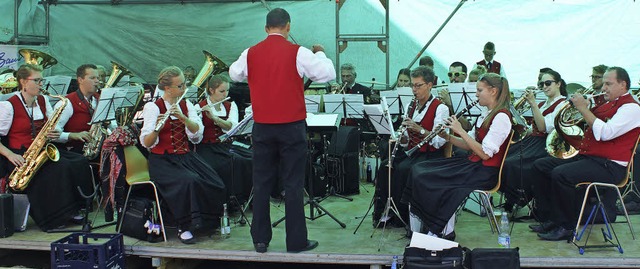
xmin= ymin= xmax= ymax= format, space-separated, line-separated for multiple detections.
xmin=123 ymin=145 xmax=150 ymax=184
xmin=488 ymin=130 xmax=515 ymax=193
xmin=615 ymin=134 xmax=640 ymax=188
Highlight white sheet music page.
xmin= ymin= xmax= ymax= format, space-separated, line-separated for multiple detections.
xmin=363 ymin=104 xmax=392 ymax=135
xmin=305 ymin=95 xmax=322 ymax=113
xmin=322 ymin=94 xmax=365 ymax=119
xmin=448 ymin=82 xmax=482 ymax=117
xmin=397 ymin=87 xmax=413 ymax=115
xmin=43 ymin=75 xmax=72 ymax=95
xmin=306 ymin=113 xmax=339 ymax=128
xmin=379 ymin=89 xmax=400 ymax=115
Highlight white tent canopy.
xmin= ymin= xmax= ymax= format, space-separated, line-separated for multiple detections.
xmin=2 ymin=0 xmax=639 ymax=90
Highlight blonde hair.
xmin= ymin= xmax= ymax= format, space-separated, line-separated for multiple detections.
xmin=14 ymin=64 xmax=42 ymax=90
xmin=478 ymin=73 xmax=510 ymax=128
xmin=157 ymin=66 xmax=183 ymax=89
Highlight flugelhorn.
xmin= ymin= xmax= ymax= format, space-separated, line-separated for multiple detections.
xmin=405 ymin=100 xmax=478 ymax=157
xmin=513 ymin=88 xmax=542 ymax=115
xmin=154 ymin=90 xmax=189 ymax=132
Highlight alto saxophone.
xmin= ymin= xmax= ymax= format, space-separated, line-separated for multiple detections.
xmin=9 ymin=96 xmax=69 ymax=191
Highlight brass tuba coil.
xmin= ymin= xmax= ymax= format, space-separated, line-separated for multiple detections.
xmin=19 ymin=49 xmax=58 ymax=69
xmin=9 ymin=96 xmax=68 ymax=191
xmin=195 ymin=50 xmax=229 ymax=100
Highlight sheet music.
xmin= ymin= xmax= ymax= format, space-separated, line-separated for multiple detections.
xmin=305 ymin=113 xmax=339 ymax=128
xmin=447 ymin=82 xmax=482 ymax=117
xmin=185 ymin=85 xmax=199 ymax=103
xmin=363 ymin=104 xmax=392 ymax=135
xmin=379 ymin=89 xmax=400 ymax=115
xmin=305 ymin=95 xmax=322 ymax=113
xmin=221 ymin=113 xmax=254 ymax=141
xmin=114 ymin=75 xmax=130 ymax=87
xmin=119 ymin=85 xmax=144 ymax=108
xmin=397 ymin=87 xmax=413 ymax=116
xmin=323 ymin=94 xmax=365 ymax=119
xmin=43 ymin=75 xmax=72 ymax=95
xmin=91 ymin=87 xmax=124 ymax=124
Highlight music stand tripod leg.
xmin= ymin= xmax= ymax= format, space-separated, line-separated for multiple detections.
xmin=353 ymin=191 xmax=376 ymax=234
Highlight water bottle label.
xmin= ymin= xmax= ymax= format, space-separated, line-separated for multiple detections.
xmin=224 ymin=226 xmax=231 ymax=234
xmin=498 ymin=235 xmax=510 ymax=248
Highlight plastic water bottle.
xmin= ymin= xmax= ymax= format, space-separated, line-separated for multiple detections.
xmin=366 ymin=161 xmax=372 ymax=182
xmin=498 ymin=211 xmax=510 ymax=248
xmin=220 ymin=203 xmax=231 ymax=239
xmin=390 ymin=255 xmax=398 ymax=269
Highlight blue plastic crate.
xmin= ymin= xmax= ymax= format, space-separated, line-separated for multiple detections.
xmin=51 ymin=233 xmax=125 ymax=269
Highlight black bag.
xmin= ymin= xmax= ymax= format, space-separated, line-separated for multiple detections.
xmin=403 ymin=246 xmax=467 ymax=269
xmin=119 ymin=197 xmax=161 ymax=242
xmin=467 ymin=248 xmax=520 ymax=269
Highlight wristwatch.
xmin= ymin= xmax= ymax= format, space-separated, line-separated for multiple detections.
xmin=419 ymin=128 xmax=426 ymax=135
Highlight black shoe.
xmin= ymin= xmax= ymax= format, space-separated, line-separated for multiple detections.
xmin=529 ymin=221 xmax=556 ymax=233
xmin=442 ymin=231 xmax=456 ymax=241
xmin=254 ymin=242 xmax=269 ymax=253
xmin=537 ymin=226 xmax=574 ymax=241
xmin=287 ymin=240 xmax=319 ymax=253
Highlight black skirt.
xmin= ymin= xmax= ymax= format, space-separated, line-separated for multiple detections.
xmin=195 ymin=142 xmax=253 ymax=202
xmin=500 ymin=135 xmax=547 ymax=207
xmin=148 ymin=152 xmax=226 ymax=229
xmin=402 ymin=156 xmax=498 ymax=233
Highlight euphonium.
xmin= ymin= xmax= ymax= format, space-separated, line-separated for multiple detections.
xmin=154 ymin=90 xmax=189 ymax=132
xmin=19 ymin=49 xmax=58 ymax=69
xmin=195 ymin=50 xmax=229 ymax=100
xmin=9 ymin=96 xmax=68 ymax=191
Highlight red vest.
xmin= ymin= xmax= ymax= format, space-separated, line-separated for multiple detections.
xmin=407 ymin=98 xmax=442 ymax=153
xmin=150 ymin=98 xmax=190 ymax=155
xmin=579 ymin=94 xmax=640 ymax=163
xmin=476 ymin=60 xmax=502 ymax=75
xmin=468 ymin=109 xmax=511 ymax=167
xmin=64 ymin=90 xmax=99 ymax=148
xmin=200 ymin=100 xmax=231 ymax=144
xmin=7 ymin=95 xmax=47 ymax=150
xmin=530 ymin=98 xmax=565 ymax=137
xmin=247 ymin=35 xmax=304 ymax=124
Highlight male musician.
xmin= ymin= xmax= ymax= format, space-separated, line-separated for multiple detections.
xmin=184 ymin=66 xmax=197 ymax=84
xmin=419 ymin=56 xmax=439 ymax=85
xmin=229 ymin=8 xmax=335 ymax=253
xmin=438 ymin=62 xmax=472 ymax=132
xmin=340 ymin=63 xmax=372 ymax=103
xmin=531 ymin=67 xmax=640 ymax=241
xmin=473 ymin=41 xmax=506 ymax=77
xmin=54 ymin=64 xmax=101 ymax=154
xmin=375 ymin=66 xmax=449 ymax=227
xmin=96 ymin=65 xmax=107 ymax=86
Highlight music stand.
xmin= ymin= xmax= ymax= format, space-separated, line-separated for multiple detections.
xmin=447 ymin=83 xmax=482 ymax=121
xmin=379 ymin=89 xmax=402 ymax=116
xmin=305 ymin=95 xmax=323 ymax=113
xmin=272 ymin=113 xmax=346 ymax=228
xmin=396 ymin=87 xmax=414 ymax=117
xmin=43 ymin=75 xmax=71 ymax=106
xmin=184 ymin=85 xmax=199 ymax=104
xmin=323 ymin=94 xmax=365 ymax=124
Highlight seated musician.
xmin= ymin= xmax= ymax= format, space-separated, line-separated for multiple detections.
xmin=195 ymin=74 xmax=252 ymax=205
xmin=396 ymin=68 xmax=411 ymax=88
xmin=467 ymin=65 xmax=487 ymax=83
xmin=401 ymin=73 xmax=512 ymax=241
xmin=531 ymin=67 xmax=640 ymax=241
xmin=418 ymin=56 xmax=439 ymax=85
xmin=501 ymin=69 xmax=568 ymax=212
xmin=374 ymin=66 xmax=449 ymax=227
xmin=0 ymin=64 xmax=93 ymax=231
xmin=437 ymin=61 xmax=472 ymax=132
xmin=139 ymin=66 xmax=226 ymax=244
xmin=339 ymin=63 xmax=373 ymax=103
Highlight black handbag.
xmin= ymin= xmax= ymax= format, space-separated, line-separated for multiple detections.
xmin=119 ymin=197 xmax=161 ymax=242
xmin=403 ymin=246 xmax=468 ymax=269
xmin=468 ymin=248 xmax=520 ymax=269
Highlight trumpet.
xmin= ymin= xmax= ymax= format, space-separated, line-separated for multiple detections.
xmin=154 ymin=90 xmax=189 ymax=132
xmin=513 ymin=88 xmax=542 ymax=115
xmin=331 ymin=81 xmax=348 ymax=94
xmin=196 ymin=97 xmax=231 ymax=115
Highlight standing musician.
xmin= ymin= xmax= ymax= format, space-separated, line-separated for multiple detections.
xmin=401 ymin=73 xmax=512 ymax=241
xmin=195 ymin=74 xmax=252 ymax=205
xmin=474 ymin=41 xmax=506 ymax=78
xmin=532 ymin=67 xmax=640 ymax=241
xmin=374 ymin=66 xmax=449 ymax=227
xmin=0 ymin=64 xmax=93 ymax=231
xmin=501 ymin=69 xmax=568 ymax=212
xmin=139 ymin=66 xmax=226 ymax=244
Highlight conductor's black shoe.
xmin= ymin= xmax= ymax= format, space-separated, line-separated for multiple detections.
xmin=529 ymin=221 xmax=556 ymax=233
xmin=537 ymin=227 xmax=573 ymax=241
xmin=287 ymin=240 xmax=319 ymax=253
xmin=254 ymin=242 xmax=269 ymax=253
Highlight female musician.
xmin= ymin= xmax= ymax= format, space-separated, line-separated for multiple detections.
xmin=140 ymin=66 xmax=225 ymax=244
xmin=195 ymin=74 xmax=252 ymax=205
xmin=373 ymin=66 xmax=449 ymax=227
xmin=396 ymin=68 xmax=411 ymax=88
xmin=501 ymin=70 xmax=567 ymax=212
xmin=401 ymin=73 xmax=512 ymax=240
xmin=0 ymin=64 xmax=93 ymax=231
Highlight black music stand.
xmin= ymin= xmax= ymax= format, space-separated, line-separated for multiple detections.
xmin=447 ymin=83 xmax=481 ymax=122
xmin=305 ymin=95 xmax=323 ymax=113
xmin=323 ymin=94 xmax=365 ymax=125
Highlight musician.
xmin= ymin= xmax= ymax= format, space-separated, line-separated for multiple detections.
xmin=184 ymin=65 xmax=196 ymax=84
xmin=340 ymin=63 xmax=373 ymax=103
xmin=0 ymin=64 xmax=93 ymax=231
xmin=532 ymin=67 xmax=640 ymax=241
xmin=501 ymin=69 xmax=568 ymax=212
xmin=438 ymin=62 xmax=472 ymax=132
xmin=95 ymin=65 xmax=107 ymax=86
xmin=140 ymin=66 xmax=226 ymax=244
xmin=591 ymin=64 xmax=607 ymax=93
xmin=396 ymin=68 xmax=411 ymax=88
xmin=374 ymin=66 xmax=449 ymax=227
xmin=401 ymin=73 xmax=512 ymax=240
xmin=467 ymin=65 xmax=487 ymax=83
xmin=229 ymin=7 xmax=335 ymax=253
xmin=419 ymin=56 xmax=439 ymax=85
xmin=473 ymin=41 xmax=506 ymax=77
xmin=195 ymin=74 xmax=252 ymax=205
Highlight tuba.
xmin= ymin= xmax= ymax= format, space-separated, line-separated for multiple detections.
xmin=9 ymin=96 xmax=68 ymax=191
xmin=19 ymin=49 xmax=58 ymax=69
xmin=195 ymin=50 xmax=229 ymax=100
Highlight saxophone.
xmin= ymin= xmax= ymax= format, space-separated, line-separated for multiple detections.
xmin=9 ymin=96 xmax=69 ymax=191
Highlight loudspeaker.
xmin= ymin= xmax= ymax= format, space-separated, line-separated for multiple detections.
xmin=326 ymin=152 xmax=360 ymax=195
xmin=0 ymin=193 xmax=14 ymax=238
xmin=327 ymin=126 xmax=360 ymax=155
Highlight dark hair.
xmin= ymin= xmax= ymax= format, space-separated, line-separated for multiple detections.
xmin=419 ymin=56 xmax=434 ymax=67
xmin=450 ymin=61 xmax=467 ymax=73
xmin=397 ymin=68 xmax=410 ymax=80
xmin=484 ymin=42 xmax=495 ymax=51
xmin=266 ymin=8 xmax=290 ymax=28
xmin=14 ymin=64 xmax=43 ymax=90
xmin=478 ymin=73 xmax=510 ymax=128
xmin=541 ymin=70 xmax=567 ymax=96
xmin=592 ymin=64 xmax=608 ymax=75
xmin=207 ymin=74 xmax=230 ymax=95
xmin=607 ymin=66 xmax=630 ymax=91
xmin=76 ymin=64 xmax=97 ymax=79
xmin=410 ymin=66 xmax=435 ymax=85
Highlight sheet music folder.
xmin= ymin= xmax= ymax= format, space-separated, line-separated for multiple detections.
xmin=90 ymin=85 xmax=143 ymax=125
xmin=306 ymin=113 xmax=340 ymax=133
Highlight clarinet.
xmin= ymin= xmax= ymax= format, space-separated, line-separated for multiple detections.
xmin=405 ymin=100 xmax=479 ymax=157
xmin=388 ymin=98 xmax=418 ymax=168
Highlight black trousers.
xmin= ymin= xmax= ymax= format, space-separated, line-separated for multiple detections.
xmin=250 ymin=120 xmax=308 ymax=251
xmin=532 ymin=155 xmax=626 ymax=229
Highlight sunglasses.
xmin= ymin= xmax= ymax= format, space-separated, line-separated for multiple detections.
xmin=590 ymin=75 xmax=603 ymax=80
xmin=538 ymin=80 xmax=556 ymax=88
xmin=448 ymin=72 xmax=465 ymax=78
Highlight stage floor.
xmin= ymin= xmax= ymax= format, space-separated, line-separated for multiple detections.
xmin=1 ymin=182 xmax=639 ymax=268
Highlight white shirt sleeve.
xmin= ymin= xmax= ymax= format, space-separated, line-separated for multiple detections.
xmin=0 ymin=101 xmax=14 ymax=136
xmin=229 ymin=48 xmax=249 ymax=82
xmin=296 ymin=48 xmax=336 ymax=83
xmin=542 ymin=99 xmax=568 ymax=134
xmin=139 ymin=102 xmax=160 ymax=149
xmin=185 ymin=101 xmax=204 ymax=144
xmin=481 ymin=112 xmax=512 ymax=157
xmin=54 ymin=101 xmax=74 ymax=143
xmin=592 ymin=102 xmax=640 ymax=141
xmin=429 ymin=103 xmax=450 ymax=149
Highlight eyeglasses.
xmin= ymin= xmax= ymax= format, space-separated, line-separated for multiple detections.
xmin=27 ymin=78 xmax=44 ymax=84
xmin=590 ymin=75 xmax=603 ymax=80
xmin=448 ymin=72 xmax=465 ymax=78
xmin=409 ymin=82 xmax=427 ymax=89
xmin=538 ymin=80 xmax=556 ymax=88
